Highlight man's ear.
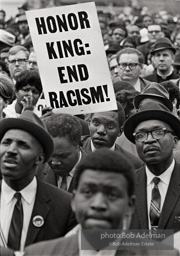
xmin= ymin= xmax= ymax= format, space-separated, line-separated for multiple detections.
xmin=35 ymin=153 xmax=46 ymax=166
xmin=117 ymin=126 xmax=123 ymax=137
xmin=173 ymin=136 xmax=179 ymax=150
xmin=127 ymin=195 xmax=136 ymax=217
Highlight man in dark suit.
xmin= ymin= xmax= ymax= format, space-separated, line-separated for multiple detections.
xmin=36 ymin=113 xmax=87 ymax=192
xmin=0 ymin=111 xmax=76 ymax=251
xmin=124 ymin=101 xmax=180 ymax=233
xmin=82 ymin=102 xmax=143 ymax=170
xmin=24 ymin=149 xmax=178 ymax=256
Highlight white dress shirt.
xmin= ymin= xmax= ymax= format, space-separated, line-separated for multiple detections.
xmin=133 ymin=78 xmax=141 ymax=92
xmin=0 ymin=177 xmax=37 ymax=251
xmin=145 ymin=159 xmax=175 ymax=229
xmin=90 ymin=140 xmax=115 ymax=152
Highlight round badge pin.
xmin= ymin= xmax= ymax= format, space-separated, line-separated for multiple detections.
xmin=33 ymin=215 xmax=44 ymax=227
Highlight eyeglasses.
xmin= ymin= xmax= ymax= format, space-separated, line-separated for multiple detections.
xmin=133 ymin=128 xmax=174 ymax=142
xmin=148 ymin=30 xmax=161 ymax=34
xmin=118 ymin=62 xmax=141 ymax=70
xmin=8 ymin=59 xmax=27 ymax=65
xmin=28 ymin=61 xmax=37 ymax=66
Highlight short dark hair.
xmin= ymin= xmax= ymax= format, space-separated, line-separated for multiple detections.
xmin=116 ymin=47 xmax=145 ymax=64
xmin=42 ymin=113 xmax=82 ymax=146
xmin=73 ymin=149 xmax=135 ymax=197
xmin=15 ymin=70 xmax=42 ymax=95
xmin=122 ymin=37 xmax=137 ymax=48
xmin=111 ymin=25 xmax=127 ymax=38
xmin=89 ymin=101 xmax=125 ymax=130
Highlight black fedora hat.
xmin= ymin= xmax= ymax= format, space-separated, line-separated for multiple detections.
xmin=150 ymin=37 xmax=176 ymax=55
xmin=0 ymin=110 xmax=54 ymax=162
xmin=124 ymin=101 xmax=180 ymax=143
xmin=134 ymin=82 xmax=173 ymax=111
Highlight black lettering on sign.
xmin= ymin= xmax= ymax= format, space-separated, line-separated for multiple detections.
xmin=47 ymin=16 xmax=57 ymax=33
xmin=46 ymin=39 xmax=87 ymax=59
xmin=46 ymin=42 xmax=58 ymax=59
xmin=57 ymin=64 xmax=89 ymax=83
xmin=35 ymin=11 xmax=91 ymax=35
xmin=78 ymin=11 xmax=90 ymax=29
xmin=48 ymin=85 xmax=110 ymax=108
xmin=35 ymin=17 xmax=47 ymax=34
xmin=67 ymin=90 xmax=77 ymax=106
xmin=57 ymin=66 xmax=68 ymax=83
xmin=48 ymin=92 xmax=59 ymax=107
xmin=56 ymin=14 xmax=68 ymax=32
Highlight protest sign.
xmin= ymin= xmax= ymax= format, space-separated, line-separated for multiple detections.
xmin=26 ymin=2 xmax=117 ymax=115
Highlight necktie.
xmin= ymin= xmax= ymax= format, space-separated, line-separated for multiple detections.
xmin=150 ymin=177 xmax=161 ymax=229
xmin=7 ymin=192 xmax=23 ymax=251
xmin=60 ymin=176 xmax=68 ymax=191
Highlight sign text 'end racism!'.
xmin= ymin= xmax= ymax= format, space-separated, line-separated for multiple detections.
xmin=48 ymin=85 xmax=110 ymax=108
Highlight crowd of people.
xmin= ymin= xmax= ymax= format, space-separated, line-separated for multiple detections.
xmin=0 ymin=2 xmax=180 ymax=256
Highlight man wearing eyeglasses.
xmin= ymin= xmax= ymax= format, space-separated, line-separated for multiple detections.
xmin=123 ymin=101 xmax=180 ymax=234
xmin=8 ymin=45 xmax=29 ymax=83
xmin=116 ymin=48 xmax=149 ymax=92
xmin=137 ymin=24 xmax=164 ymax=64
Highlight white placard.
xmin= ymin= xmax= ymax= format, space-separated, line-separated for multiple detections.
xmin=26 ymin=2 xmax=117 ymax=115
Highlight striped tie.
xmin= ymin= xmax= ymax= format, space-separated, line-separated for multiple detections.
xmin=150 ymin=177 xmax=161 ymax=230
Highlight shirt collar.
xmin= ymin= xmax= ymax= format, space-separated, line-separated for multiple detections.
xmin=2 ymin=177 xmax=37 ymax=204
xmin=157 ymin=66 xmax=174 ymax=79
xmin=69 ymin=150 xmax=82 ymax=177
xmin=90 ymin=140 xmax=115 ymax=152
xmin=133 ymin=78 xmax=141 ymax=92
xmin=145 ymin=159 xmax=175 ymax=186
xmin=20 ymin=177 xmax=37 ymax=204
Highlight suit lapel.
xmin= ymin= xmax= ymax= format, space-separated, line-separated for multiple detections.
xmin=135 ymin=167 xmax=149 ymax=229
xmin=43 ymin=164 xmax=58 ymax=187
xmin=158 ymin=163 xmax=180 ymax=229
xmin=25 ymin=180 xmax=51 ymax=246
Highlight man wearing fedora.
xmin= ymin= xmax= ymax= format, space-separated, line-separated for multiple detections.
xmin=116 ymin=82 xmax=173 ymax=157
xmin=134 ymin=82 xmax=173 ymax=112
xmin=145 ymin=37 xmax=179 ymax=83
xmin=0 ymin=111 xmax=77 ymax=251
xmin=124 ymin=101 xmax=180 ymax=234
